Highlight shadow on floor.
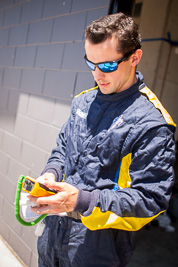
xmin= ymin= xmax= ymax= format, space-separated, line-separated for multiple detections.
xmin=127 ymin=214 xmax=178 ymax=266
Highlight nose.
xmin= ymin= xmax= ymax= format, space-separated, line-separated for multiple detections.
xmin=92 ymin=67 xmax=105 ymax=81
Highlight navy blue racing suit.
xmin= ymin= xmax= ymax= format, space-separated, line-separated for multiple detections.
xmin=38 ymin=72 xmax=176 ymax=267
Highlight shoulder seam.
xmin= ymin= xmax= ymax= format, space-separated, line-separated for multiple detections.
xmin=74 ymin=86 xmax=98 ymax=98
xmin=139 ymin=86 xmax=176 ymax=127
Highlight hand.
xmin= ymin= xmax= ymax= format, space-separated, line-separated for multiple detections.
xmin=28 ymin=173 xmax=79 ymax=215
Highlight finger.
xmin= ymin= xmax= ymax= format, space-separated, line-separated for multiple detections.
xmin=30 ymin=194 xmax=59 ymax=205
xmin=27 ymin=195 xmax=38 ymax=203
xmin=31 ymin=205 xmax=50 ymax=215
xmin=43 ymin=175 xmax=55 ymax=185
xmin=44 ymin=180 xmax=64 ymax=191
xmin=44 ymin=179 xmax=56 ymax=189
xmin=27 ymin=194 xmax=53 ymax=205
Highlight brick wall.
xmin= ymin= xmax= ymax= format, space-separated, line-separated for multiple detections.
xmin=0 ymin=0 xmax=109 ymax=266
xmin=136 ymin=0 xmax=178 ymax=140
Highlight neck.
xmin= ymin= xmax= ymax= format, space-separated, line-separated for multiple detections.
xmin=119 ymin=71 xmax=137 ymax=93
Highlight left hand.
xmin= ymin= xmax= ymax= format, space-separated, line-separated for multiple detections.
xmin=28 ymin=180 xmax=79 ymax=215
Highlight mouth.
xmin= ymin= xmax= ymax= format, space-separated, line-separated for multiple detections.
xmin=98 ymin=82 xmax=110 ymax=87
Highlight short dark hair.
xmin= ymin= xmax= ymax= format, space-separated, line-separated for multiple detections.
xmin=85 ymin=13 xmax=141 ymax=56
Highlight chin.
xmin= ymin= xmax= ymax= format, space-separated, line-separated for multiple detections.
xmin=98 ymin=85 xmax=110 ymax=94
xmin=100 ymin=87 xmax=114 ymax=95
xmin=100 ymin=89 xmax=110 ymax=94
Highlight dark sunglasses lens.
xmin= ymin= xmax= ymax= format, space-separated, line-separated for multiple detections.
xmin=98 ymin=62 xmax=118 ymax=73
xmin=85 ymin=60 xmax=95 ymax=71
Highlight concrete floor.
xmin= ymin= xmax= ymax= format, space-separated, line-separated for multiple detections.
xmin=0 ymin=220 xmax=177 ymax=267
xmin=128 ymin=219 xmax=178 ymax=267
xmin=0 ymin=236 xmax=25 ymax=267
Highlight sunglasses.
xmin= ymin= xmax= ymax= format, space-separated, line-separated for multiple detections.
xmin=84 ymin=48 xmax=138 ymax=73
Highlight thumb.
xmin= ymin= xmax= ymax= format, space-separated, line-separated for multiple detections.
xmin=44 ymin=180 xmax=64 ymax=191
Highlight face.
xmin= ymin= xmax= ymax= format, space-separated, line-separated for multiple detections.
xmin=85 ymin=37 xmax=141 ymax=94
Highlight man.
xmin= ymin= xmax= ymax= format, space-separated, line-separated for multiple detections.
xmin=29 ymin=13 xmax=176 ymax=267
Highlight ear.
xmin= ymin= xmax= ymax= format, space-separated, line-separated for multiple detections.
xmin=130 ymin=49 xmax=142 ymax=66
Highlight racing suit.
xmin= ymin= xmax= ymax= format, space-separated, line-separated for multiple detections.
xmin=38 ymin=72 xmax=176 ymax=267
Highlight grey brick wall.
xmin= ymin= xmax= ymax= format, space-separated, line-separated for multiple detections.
xmin=0 ymin=0 xmax=109 ymax=266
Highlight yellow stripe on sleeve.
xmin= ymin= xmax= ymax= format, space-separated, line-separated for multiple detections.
xmin=140 ymin=86 xmax=176 ymax=127
xmin=81 ymin=207 xmax=165 ymax=231
xmin=81 ymin=152 xmax=164 ymax=231
xmin=75 ymin=86 xmax=98 ymax=98
xmin=118 ymin=153 xmax=132 ymax=189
